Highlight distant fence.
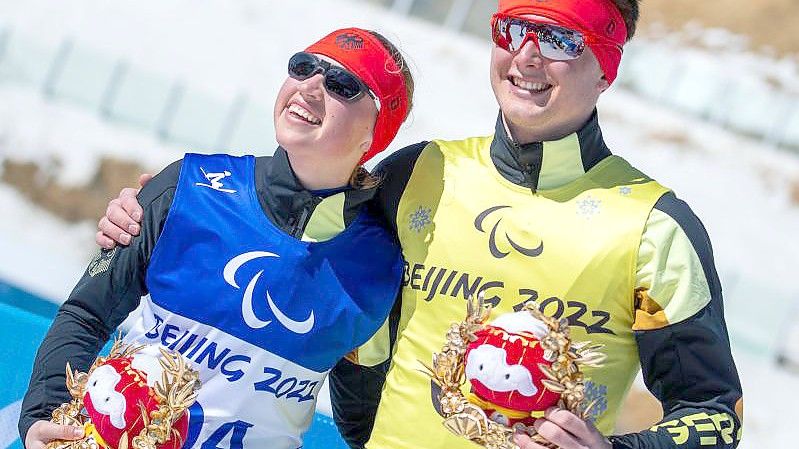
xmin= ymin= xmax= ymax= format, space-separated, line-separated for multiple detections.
xmin=0 ymin=24 xmax=275 ymax=154
xmin=2 ymin=3 xmax=799 ymax=154
xmin=616 ymin=43 xmax=799 ymax=150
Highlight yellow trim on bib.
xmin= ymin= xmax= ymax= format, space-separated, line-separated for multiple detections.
xmin=84 ymin=422 xmax=110 ymax=449
xmin=465 ymin=392 xmax=546 ymax=420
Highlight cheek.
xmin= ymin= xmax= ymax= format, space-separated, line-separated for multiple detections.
xmin=274 ymin=79 xmax=296 ymax=118
xmin=571 ymin=52 xmax=605 ymax=92
xmin=490 ymin=50 xmax=512 ymax=82
xmin=318 ymin=109 xmax=356 ymax=150
xmin=544 ymin=60 xmax=571 ymax=83
xmin=326 ymin=102 xmax=374 ymax=142
xmin=548 ymin=62 xmax=598 ymax=98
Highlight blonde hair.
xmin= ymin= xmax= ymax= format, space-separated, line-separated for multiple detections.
xmin=349 ymin=30 xmax=415 ymax=190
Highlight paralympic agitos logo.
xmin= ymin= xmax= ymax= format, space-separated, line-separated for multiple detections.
xmin=224 ymin=251 xmax=315 ymax=334
xmin=474 ymin=206 xmax=544 ymax=259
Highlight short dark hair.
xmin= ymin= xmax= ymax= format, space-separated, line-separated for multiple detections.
xmin=611 ymin=0 xmax=640 ymax=41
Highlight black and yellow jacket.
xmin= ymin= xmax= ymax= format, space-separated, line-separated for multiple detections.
xmin=331 ymin=112 xmax=743 ymax=449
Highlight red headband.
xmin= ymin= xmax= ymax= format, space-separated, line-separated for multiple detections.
xmin=306 ymin=28 xmax=409 ymax=163
xmin=496 ymin=0 xmax=627 ymax=84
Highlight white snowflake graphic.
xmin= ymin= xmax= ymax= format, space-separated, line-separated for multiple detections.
xmin=408 ymin=206 xmax=432 ymax=232
xmin=576 ymin=195 xmax=602 ymax=219
xmin=619 ymin=186 xmax=632 ymax=196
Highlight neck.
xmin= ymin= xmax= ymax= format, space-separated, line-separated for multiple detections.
xmin=284 ymin=151 xmax=353 ymax=191
xmin=504 ymin=109 xmax=595 ymax=145
xmin=490 ymin=109 xmax=611 ymax=191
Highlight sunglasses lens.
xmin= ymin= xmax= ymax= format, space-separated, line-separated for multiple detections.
xmin=288 ymin=52 xmax=319 ymax=79
xmin=288 ymin=52 xmax=367 ymax=102
xmin=537 ymin=25 xmax=585 ymax=60
xmin=493 ymin=17 xmax=517 ymax=51
xmin=325 ymin=68 xmax=365 ymax=101
xmin=506 ymin=21 xmax=529 ymax=52
xmin=493 ymin=17 xmax=529 ymax=52
xmin=493 ymin=16 xmax=585 ymax=60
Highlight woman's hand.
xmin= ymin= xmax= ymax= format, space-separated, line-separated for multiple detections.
xmin=95 ymin=174 xmax=152 ymax=249
xmin=24 ymin=421 xmax=84 ymax=449
xmin=513 ymin=408 xmax=612 ymax=449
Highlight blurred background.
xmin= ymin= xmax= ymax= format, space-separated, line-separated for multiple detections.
xmin=1 ymin=0 xmax=798 ymax=448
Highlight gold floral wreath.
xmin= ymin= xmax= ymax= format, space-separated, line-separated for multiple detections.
xmin=419 ymin=294 xmax=606 ymax=449
xmin=46 ymin=338 xmax=201 ymax=449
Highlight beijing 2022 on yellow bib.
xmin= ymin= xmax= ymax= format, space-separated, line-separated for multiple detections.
xmin=366 ymin=136 xmax=669 ymax=449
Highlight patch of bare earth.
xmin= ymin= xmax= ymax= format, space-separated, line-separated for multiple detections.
xmin=791 ymin=177 xmax=799 ymax=206
xmin=640 ymin=0 xmax=799 ymax=56
xmin=2 ymin=158 xmax=145 ymax=223
xmin=646 ymin=128 xmax=693 ymax=148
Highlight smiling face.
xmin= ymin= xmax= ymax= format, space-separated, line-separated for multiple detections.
xmin=490 ymin=15 xmax=609 ymax=143
xmin=273 ymin=54 xmax=379 ymax=176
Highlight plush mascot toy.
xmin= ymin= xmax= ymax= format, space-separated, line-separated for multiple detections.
xmin=422 ymin=295 xmax=605 ymax=449
xmin=46 ymin=341 xmax=200 ymax=449
xmin=463 ymin=312 xmax=561 ymax=427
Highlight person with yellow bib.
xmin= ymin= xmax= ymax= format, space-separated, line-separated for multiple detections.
xmin=94 ymin=1 xmax=742 ymax=448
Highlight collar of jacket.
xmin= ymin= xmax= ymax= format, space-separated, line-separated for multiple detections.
xmin=254 ymin=147 xmax=378 ymax=233
xmin=490 ymin=110 xmax=612 ymax=192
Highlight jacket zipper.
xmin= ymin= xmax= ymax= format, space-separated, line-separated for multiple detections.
xmin=289 ymin=196 xmax=321 ymax=239
xmin=524 ymin=162 xmax=538 ymax=194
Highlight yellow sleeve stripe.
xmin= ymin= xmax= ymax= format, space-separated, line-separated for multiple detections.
xmin=635 ymin=209 xmax=712 ymax=330
xmin=301 ymin=192 xmax=347 ymax=243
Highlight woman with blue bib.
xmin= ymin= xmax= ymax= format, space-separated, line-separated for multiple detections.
xmin=20 ymin=27 xmax=412 ymax=449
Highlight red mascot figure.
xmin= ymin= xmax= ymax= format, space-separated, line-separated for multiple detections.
xmin=464 ymin=311 xmax=560 ymax=427
xmin=46 ymin=341 xmax=200 ymax=449
xmin=423 ymin=295 xmax=606 ymax=449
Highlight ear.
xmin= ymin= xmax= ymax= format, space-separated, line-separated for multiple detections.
xmin=597 ymin=75 xmax=611 ymax=93
xmin=359 ymin=136 xmax=373 ymax=154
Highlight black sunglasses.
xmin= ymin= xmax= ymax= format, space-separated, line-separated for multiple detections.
xmin=288 ymin=52 xmax=378 ymax=106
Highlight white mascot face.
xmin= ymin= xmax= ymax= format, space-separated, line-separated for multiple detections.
xmin=465 ymin=344 xmax=537 ymax=397
xmin=489 ymin=311 xmax=548 ymax=338
xmin=131 ymin=348 xmax=164 ymax=388
xmin=86 ymin=365 xmax=127 ymax=429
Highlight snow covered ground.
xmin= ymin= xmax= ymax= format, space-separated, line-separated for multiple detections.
xmin=1 ymin=0 xmax=798 ymax=447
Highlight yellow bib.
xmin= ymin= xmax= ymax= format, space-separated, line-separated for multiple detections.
xmin=367 ymin=136 xmax=669 ymax=449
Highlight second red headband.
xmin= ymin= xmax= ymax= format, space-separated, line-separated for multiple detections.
xmin=306 ymin=28 xmax=409 ymax=162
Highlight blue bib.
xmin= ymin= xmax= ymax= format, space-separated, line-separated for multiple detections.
xmin=123 ymin=153 xmax=402 ymax=448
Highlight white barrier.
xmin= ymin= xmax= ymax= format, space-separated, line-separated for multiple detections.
xmin=2 ymin=4 xmax=797 ymax=156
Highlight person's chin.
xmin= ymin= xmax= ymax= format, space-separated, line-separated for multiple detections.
xmin=505 ymin=100 xmax=553 ymax=126
xmin=276 ymin=128 xmax=318 ymax=152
